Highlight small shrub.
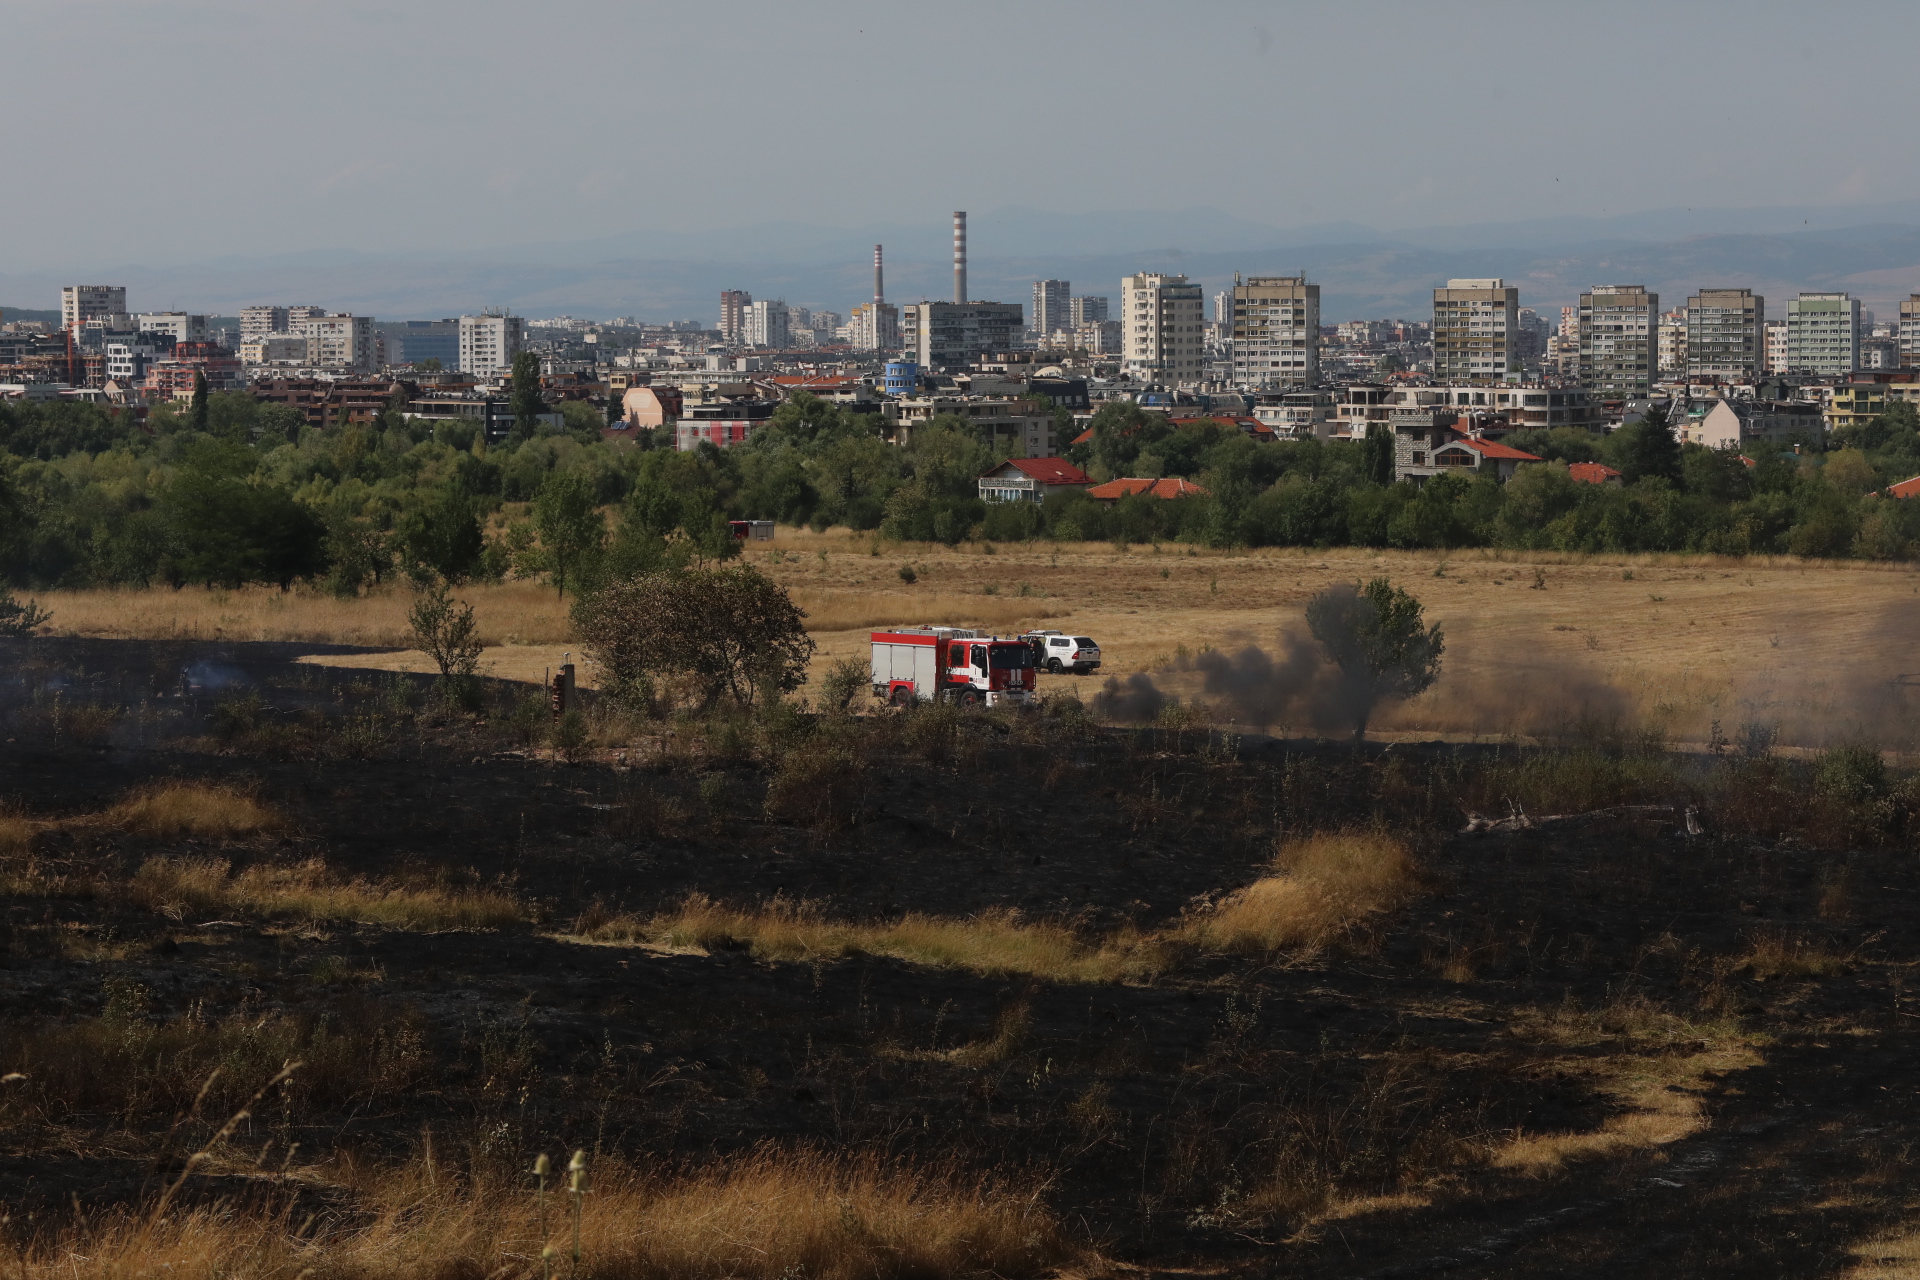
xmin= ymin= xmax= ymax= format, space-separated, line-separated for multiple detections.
xmin=1813 ymin=743 xmax=1887 ymax=804
xmin=898 ymin=565 xmax=917 ymax=585
xmin=0 ymin=591 xmax=52 ymax=638
xmin=817 ymin=657 xmax=870 ymax=713
xmin=550 ymin=708 xmax=589 ymax=763
xmin=764 ymin=747 xmax=863 ymax=833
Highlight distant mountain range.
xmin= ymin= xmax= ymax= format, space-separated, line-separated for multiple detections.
xmin=7 ymin=201 xmax=1920 ymax=326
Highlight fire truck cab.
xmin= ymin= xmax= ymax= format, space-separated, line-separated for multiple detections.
xmin=869 ymin=627 xmax=1036 ymax=707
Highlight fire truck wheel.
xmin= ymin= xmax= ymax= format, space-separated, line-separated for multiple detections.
xmin=1046 ymin=658 xmax=1063 ymax=673
xmin=960 ymin=689 xmax=981 ymax=707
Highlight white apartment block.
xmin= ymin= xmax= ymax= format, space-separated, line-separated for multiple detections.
xmin=1122 ymin=273 xmax=1206 ymax=384
xmin=848 ymin=301 xmax=900 ymax=351
xmin=458 ymin=313 xmax=524 ymax=374
xmin=302 ymin=314 xmax=374 ymax=371
xmin=1902 ymin=294 xmax=1920 ymax=368
xmin=1785 ymin=292 xmax=1860 ymax=376
xmin=1432 ymin=279 xmax=1520 ymax=384
xmin=136 ymin=312 xmax=209 ymax=345
xmin=240 ymin=306 xmax=290 ymax=339
xmin=1685 ymin=289 xmax=1764 ymax=382
xmin=62 ymin=285 xmax=127 ymax=331
xmin=1229 ymin=275 xmax=1320 ymax=390
xmin=1577 ymin=284 xmax=1657 ymax=398
xmin=1031 ymin=279 xmax=1071 ymax=336
xmin=1658 ymin=308 xmax=1688 ymax=375
xmin=1764 ymin=320 xmax=1789 ymax=373
xmin=287 ymin=305 xmax=325 ymax=329
xmin=744 ymin=299 xmax=790 ymax=348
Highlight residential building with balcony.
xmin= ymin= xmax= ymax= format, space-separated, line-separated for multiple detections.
xmin=1686 ymin=289 xmax=1765 ymax=382
xmin=901 ymin=301 xmax=1025 ymax=371
xmin=1432 ymin=279 xmax=1520 ymax=384
xmin=1122 ymin=273 xmax=1205 ymax=384
xmin=1031 ymin=280 xmax=1071 ymax=337
xmin=62 ymin=285 xmax=126 ymax=331
xmin=1229 ymin=275 xmax=1319 ymax=391
xmin=1577 ymin=284 xmax=1657 ymax=397
xmin=1786 ymin=292 xmax=1860 ymax=376
xmin=458 ymin=313 xmax=524 ymax=375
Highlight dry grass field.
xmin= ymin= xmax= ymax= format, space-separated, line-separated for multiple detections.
xmin=26 ymin=530 xmax=1920 ymax=745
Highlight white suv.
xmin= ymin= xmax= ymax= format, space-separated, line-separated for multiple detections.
xmin=1026 ymin=631 xmax=1101 ymax=674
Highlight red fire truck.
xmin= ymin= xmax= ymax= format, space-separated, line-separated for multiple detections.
xmin=869 ymin=627 xmax=1037 ymax=707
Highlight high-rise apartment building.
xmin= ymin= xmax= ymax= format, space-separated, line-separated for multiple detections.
xmin=458 ymin=313 xmax=524 ymax=374
xmin=1228 ymin=275 xmax=1319 ymax=390
xmin=240 ymin=306 xmax=290 ymax=339
xmin=1432 ymin=278 xmax=1520 ymax=384
xmin=62 ymin=285 xmax=127 ymax=331
xmin=744 ymin=299 xmax=790 ymax=349
xmin=1576 ymin=284 xmax=1658 ymax=398
xmin=1902 ymin=294 xmax=1920 ymax=368
xmin=1031 ymin=280 xmax=1070 ymax=336
xmin=901 ymin=301 xmax=1025 ymax=370
xmin=302 ymin=314 xmax=374 ymax=371
xmin=1764 ymin=320 xmax=1789 ymax=374
xmin=1122 ymin=273 xmax=1206 ymax=383
xmin=1658 ymin=308 xmax=1688 ymax=375
xmin=1069 ymin=296 xmax=1108 ymax=326
xmin=287 ymin=305 xmax=325 ymax=329
xmin=1685 ymin=289 xmax=1764 ymax=382
xmin=718 ymin=290 xmax=751 ymax=345
xmin=1785 ymin=292 xmax=1860 ymax=376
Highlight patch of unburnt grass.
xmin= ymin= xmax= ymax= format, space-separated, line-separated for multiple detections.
xmin=129 ymin=857 xmax=520 ymax=930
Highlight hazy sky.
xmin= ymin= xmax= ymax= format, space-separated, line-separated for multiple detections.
xmin=8 ymin=0 xmax=1918 ymax=269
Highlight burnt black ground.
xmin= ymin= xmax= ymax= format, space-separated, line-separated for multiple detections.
xmin=2 ymin=637 xmax=1918 ymax=1276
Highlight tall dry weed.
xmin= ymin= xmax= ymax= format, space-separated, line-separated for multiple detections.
xmin=0 ymin=1147 xmax=1075 ymax=1280
xmin=1182 ymin=831 xmax=1412 ymax=954
xmin=130 ymin=857 xmax=520 ymax=930
xmin=107 ymin=782 xmax=281 ymax=839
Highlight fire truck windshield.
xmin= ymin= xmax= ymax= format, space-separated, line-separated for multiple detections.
xmin=988 ymin=645 xmax=1033 ymax=669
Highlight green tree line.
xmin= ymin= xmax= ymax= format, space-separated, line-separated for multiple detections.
xmin=3 ymin=390 xmax=1920 ymax=594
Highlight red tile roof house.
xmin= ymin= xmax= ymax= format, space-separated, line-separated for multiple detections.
xmin=977 ymin=457 xmax=1094 ymax=503
xmin=1884 ymin=475 xmax=1920 ymax=499
xmin=1085 ymin=477 xmax=1211 ymax=503
xmin=1568 ymin=461 xmax=1623 ymax=486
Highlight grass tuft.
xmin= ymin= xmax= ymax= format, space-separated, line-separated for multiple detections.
xmin=1180 ymin=831 xmax=1413 ymax=954
xmin=130 ymin=856 xmax=520 ymax=930
xmin=107 ymin=782 xmax=282 ymax=839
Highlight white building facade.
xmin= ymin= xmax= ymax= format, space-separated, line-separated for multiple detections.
xmin=1122 ymin=272 xmax=1205 ymax=384
xmin=1576 ymin=284 xmax=1657 ymax=398
xmin=62 ymin=285 xmax=127 ymax=331
xmin=458 ymin=313 xmax=525 ymax=375
xmin=1785 ymin=292 xmax=1860 ymax=376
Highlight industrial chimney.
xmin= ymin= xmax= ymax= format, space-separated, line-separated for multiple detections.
xmin=952 ymin=211 xmax=967 ymax=304
xmin=873 ymin=244 xmax=884 ymax=307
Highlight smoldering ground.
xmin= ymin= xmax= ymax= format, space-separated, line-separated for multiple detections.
xmin=1096 ymin=630 xmax=1634 ymax=741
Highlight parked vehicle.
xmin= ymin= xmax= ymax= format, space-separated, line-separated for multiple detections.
xmin=869 ymin=627 xmax=1036 ymax=707
xmin=1021 ymin=630 xmax=1102 ymax=674
xmin=728 ymin=519 xmax=775 ymax=541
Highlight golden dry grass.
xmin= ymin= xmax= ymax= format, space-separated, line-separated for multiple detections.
xmin=129 ymin=856 xmax=520 ymax=931
xmin=1178 ymin=831 xmax=1413 ymax=954
xmin=37 ymin=581 xmax=572 ymax=648
xmin=105 ymin=782 xmax=282 ymax=839
xmin=0 ymin=1148 xmax=1075 ymax=1280
xmin=573 ymin=894 xmax=1165 ymax=984
xmin=1729 ymin=931 xmax=1850 ymax=980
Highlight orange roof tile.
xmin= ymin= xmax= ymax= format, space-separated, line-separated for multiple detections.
xmin=1567 ymin=461 xmax=1621 ymax=484
xmin=1085 ymin=477 xmax=1211 ymax=501
xmin=1886 ymin=475 xmax=1920 ymax=499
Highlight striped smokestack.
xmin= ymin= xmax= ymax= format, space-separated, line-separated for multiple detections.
xmin=952 ymin=211 xmax=967 ymax=304
xmin=873 ymin=244 xmax=884 ymax=306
